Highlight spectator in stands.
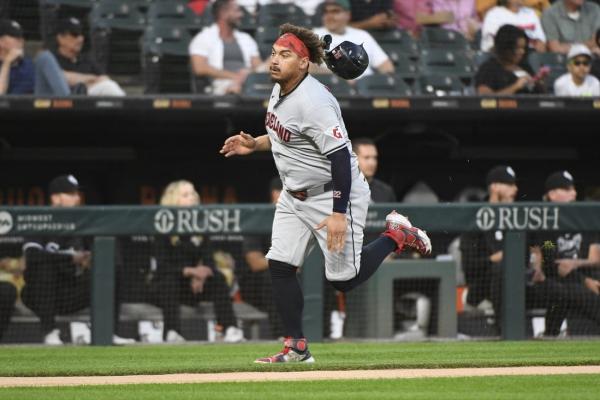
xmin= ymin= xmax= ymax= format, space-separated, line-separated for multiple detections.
xmin=480 ymin=0 xmax=546 ymax=52
xmin=431 ymin=0 xmax=481 ymax=41
xmin=592 ymin=28 xmax=600 ymax=80
xmin=476 ymin=24 xmax=546 ymax=94
xmin=0 ymin=237 xmax=24 ymax=341
xmin=0 ymin=19 xmax=69 ymax=96
xmin=313 ymin=0 xmax=395 ymax=78
xmin=541 ymin=0 xmax=600 ymax=56
xmin=189 ymin=0 xmax=262 ymax=95
xmin=21 ymin=174 xmax=134 ymax=345
xmin=394 ymin=1 xmax=454 ymax=37
xmin=351 ymin=0 xmax=396 ymax=30
xmin=240 ymin=177 xmax=283 ymax=338
xmin=554 ymin=44 xmax=600 ymax=96
xmin=154 ymin=180 xmax=245 ymax=343
xmin=352 ymin=137 xmax=396 ymax=203
xmin=52 ymin=17 xmax=125 ymax=97
xmin=477 ymin=0 xmax=550 ymax=19
xmin=529 ymin=170 xmax=600 ymax=336
xmin=460 ymin=165 xmax=517 ymax=321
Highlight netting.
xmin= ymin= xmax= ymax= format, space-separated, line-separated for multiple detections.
xmin=2 ymin=222 xmax=600 ymax=345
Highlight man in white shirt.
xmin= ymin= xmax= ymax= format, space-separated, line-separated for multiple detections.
xmin=481 ymin=1 xmax=546 ymax=52
xmin=554 ymin=43 xmax=600 ymax=96
xmin=313 ymin=0 xmax=394 ymax=79
xmin=189 ymin=0 xmax=262 ymax=95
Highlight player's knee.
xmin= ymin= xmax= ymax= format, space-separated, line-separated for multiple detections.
xmin=268 ymin=259 xmax=297 ymax=279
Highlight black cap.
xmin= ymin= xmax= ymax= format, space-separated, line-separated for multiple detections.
xmin=49 ymin=174 xmax=81 ymax=195
xmin=0 ymin=19 xmax=24 ymax=38
xmin=545 ymin=170 xmax=574 ymax=192
xmin=56 ymin=17 xmax=83 ymax=36
xmin=486 ymin=165 xmax=516 ymax=186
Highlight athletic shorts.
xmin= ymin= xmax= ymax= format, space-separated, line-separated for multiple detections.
xmin=266 ymin=174 xmax=371 ymax=281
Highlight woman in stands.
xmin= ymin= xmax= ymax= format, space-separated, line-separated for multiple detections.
xmin=475 ymin=24 xmax=545 ymax=95
xmin=153 ymin=180 xmax=244 ymax=343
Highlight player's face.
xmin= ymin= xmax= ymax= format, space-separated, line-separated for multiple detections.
xmin=356 ymin=144 xmax=378 ymax=179
xmin=51 ymin=192 xmax=81 ymax=207
xmin=176 ymin=183 xmax=200 ymax=206
xmin=323 ymin=5 xmax=350 ymax=34
xmin=490 ymin=183 xmax=517 ymax=203
xmin=548 ymin=187 xmax=577 ymax=203
xmin=270 ymin=44 xmax=308 ymax=83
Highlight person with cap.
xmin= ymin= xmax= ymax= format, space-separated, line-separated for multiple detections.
xmin=541 ymin=0 xmax=600 ymax=56
xmin=189 ymin=0 xmax=262 ymax=95
xmin=20 ymin=174 xmax=135 ymax=345
xmin=553 ymin=43 xmax=600 ymax=96
xmin=528 ymin=170 xmax=600 ymax=336
xmin=0 ymin=19 xmax=69 ymax=96
xmin=51 ymin=17 xmax=125 ymax=96
xmin=312 ymin=0 xmax=394 ymax=79
xmin=220 ymin=22 xmax=430 ymax=362
xmin=459 ymin=165 xmax=518 ymax=329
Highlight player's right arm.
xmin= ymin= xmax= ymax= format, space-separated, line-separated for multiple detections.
xmin=220 ymin=132 xmax=271 ymax=157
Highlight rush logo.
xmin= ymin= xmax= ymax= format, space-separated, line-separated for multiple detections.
xmin=265 ymin=112 xmax=291 ymax=142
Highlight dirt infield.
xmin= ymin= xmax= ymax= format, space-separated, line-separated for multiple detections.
xmin=2 ymin=366 xmax=600 ymax=387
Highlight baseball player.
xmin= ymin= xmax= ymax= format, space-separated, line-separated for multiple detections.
xmin=220 ymin=23 xmax=431 ymax=363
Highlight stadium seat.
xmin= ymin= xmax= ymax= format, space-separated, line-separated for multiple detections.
xmin=471 ymin=50 xmax=491 ymax=68
xmin=89 ymin=0 xmax=146 ymax=77
xmin=242 ymin=73 xmax=274 ymax=99
xmin=142 ymin=24 xmax=193 ymax=93
xmin=527 ymin=52 xmax=568 ymax=93
xmin=313 ymin=74 xmax=356 ymax=97
xmin=419 ymin=49 xmax=474 ymax=84
xmin=418 ymin=74 xmax=466 ymax=96
xmin=255 ymin=26 xmax=280 ymax=60
xmin=355 ymin=74 xmax=414 ymax=97
xmin=391 ymin=59 xmax=419 ymax=86
xmin=373 ymin=29 xmax=420 ymax=61
xmin=420 ymin=27 xmax=470 ymax=50
xmin=146 ymin=1 xmax=204 ymax=34
xmin=257 ymin=4 xmax=311 ymax=28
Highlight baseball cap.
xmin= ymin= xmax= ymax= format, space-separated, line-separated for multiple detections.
xmin=545 ymin=170 xmax=574 ymax=192
xmin=567 ymin=44 xmax=592 ymax=61
xmin=49 ymin=174 xmax=81 ymax=195
xmin=486 ymin=165 xmax=517 ymax=186
xmin=0 ymin=19 xmax=24 ymax=38
xmin=56 ymin=17 xmax=83 ymax=36
xmin=323 ymin=0 xmax=351 ymax=10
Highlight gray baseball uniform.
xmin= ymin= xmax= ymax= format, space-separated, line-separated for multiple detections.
xmin=264 ymin=74 xmax=371 ymax=281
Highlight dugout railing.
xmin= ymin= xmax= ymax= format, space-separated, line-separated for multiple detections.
xmin=1 ymin=203 xmax=600 ymax=345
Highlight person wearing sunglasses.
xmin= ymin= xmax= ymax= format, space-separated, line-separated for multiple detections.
xmin=554 ymin=43 xmax=600 ymax=96
xmin=51 ymin=17 xmax=125 ymax=96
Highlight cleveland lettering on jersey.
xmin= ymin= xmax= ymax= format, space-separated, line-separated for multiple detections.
xmin=265 ymin=111 xmax=291 ymax=142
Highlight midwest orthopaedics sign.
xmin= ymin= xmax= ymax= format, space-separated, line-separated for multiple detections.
xmin=154 ymin=208 xmax=242 ymax=234
xmin=475 ymin=206 xmax=559 ymax=231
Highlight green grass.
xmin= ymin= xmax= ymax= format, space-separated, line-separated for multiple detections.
xmin=1 ymin=340 xmax=600 ymax=377
xmin=2 ymin=375 xmax=600 ymax=400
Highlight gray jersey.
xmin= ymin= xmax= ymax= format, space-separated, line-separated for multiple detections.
xmin=265 ymin=74 xmax=360 ymax=191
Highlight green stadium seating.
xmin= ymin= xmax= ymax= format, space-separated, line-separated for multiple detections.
xmin=420 ymin=27 xmax=470 ymax=50
xmin=355 ymin=74 xmax=414 ymax=97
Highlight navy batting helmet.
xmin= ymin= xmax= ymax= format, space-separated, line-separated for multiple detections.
xmin=324 ymin=39 xmax=369 ymax=80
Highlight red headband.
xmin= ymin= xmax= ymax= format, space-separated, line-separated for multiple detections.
xmin=274 ymin=33 xmax=309 ymax=59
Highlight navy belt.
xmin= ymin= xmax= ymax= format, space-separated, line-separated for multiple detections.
xmin=287 ymin=181 xmax=333 ymax=201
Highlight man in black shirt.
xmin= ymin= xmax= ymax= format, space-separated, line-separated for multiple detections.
xmin=21 ymin=175 xmax=134 ymax=345
xmin=51 ymin=17 xmax=125 ymax=96
xmin=530 ymin=170 xmax=600 ymax=336
xmin=352 ymin=137 xmax=396 ymax=203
